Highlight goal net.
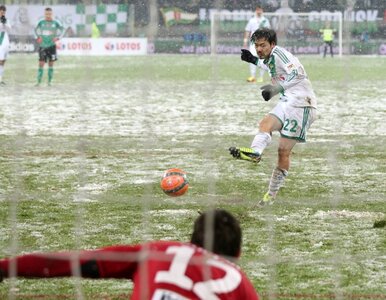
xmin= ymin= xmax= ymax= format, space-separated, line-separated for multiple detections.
xmin=210 ymin=11 xmax=343 ymax=56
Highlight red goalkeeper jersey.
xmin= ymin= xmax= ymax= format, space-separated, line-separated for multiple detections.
xmin=0 ymin=241 xmax=259 ymax=300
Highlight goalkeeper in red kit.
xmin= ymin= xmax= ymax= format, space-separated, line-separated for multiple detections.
xmin=0 ymin=209 xmax=259 ymax=300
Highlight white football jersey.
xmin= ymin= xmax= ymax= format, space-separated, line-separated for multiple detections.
xmin=0 ymin=19 xmax=11 ymax=47
xmin=261 ymin=46 xmax=317 ymax=108
xmin=245 ymin=16 xmax=270 ymax=38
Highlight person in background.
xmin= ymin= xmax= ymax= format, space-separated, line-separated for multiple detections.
xmin=0 ymin=5 xmax=11 ymax=85
xmin=34 ymin=7 xmax=64 ymax=86
xmin=91 ymin=17 xmax=101 ymax=38
xmin=320 ymin=22 xmax=336 ymax=58
xmin=243 ymin=6 xmax=270 ymax=83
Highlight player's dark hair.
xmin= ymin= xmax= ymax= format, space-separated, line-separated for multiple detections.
xmin=0 ymin=5 xmax=6 ymax=11
xmin=45 ymin=7 xmax=52 ymax=12
xmin=251 ymin=28 xmax=277 ymax=45
xmin=191 ymin=209 xmax=242 ymax=258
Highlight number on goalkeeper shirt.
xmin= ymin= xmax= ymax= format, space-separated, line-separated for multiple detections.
xmin=154 ymin=245 xmax=242 ymax=300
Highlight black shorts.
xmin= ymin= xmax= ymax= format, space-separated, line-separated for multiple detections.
xmin=324 ymin=41 xmax=333 ymax=47
xmin=38 ymin=45 xmax=57 ymax=62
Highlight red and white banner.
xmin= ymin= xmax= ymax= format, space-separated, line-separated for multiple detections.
xmin=57 ymin=38 xmax=148 ymax=56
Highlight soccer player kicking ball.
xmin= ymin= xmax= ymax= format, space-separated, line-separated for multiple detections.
xmin=230 ymin=28 xmax=317 ymax=206
xmin=0 ymin=209 xmax=260 ymax=300
xmin=34 ymin=7 xmax=63 ymax=86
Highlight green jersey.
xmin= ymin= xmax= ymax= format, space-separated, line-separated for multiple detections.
xmin=34 ymin=19 xmax=64 ymax=48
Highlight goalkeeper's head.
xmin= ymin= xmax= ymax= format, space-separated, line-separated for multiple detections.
xmin=190 ymin=209 xmax=242 ymax=259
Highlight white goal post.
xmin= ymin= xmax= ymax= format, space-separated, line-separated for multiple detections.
xmin=210 ymin=11 xmax=343 ymax=57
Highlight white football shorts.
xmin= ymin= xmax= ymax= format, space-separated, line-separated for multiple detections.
xmin=269 ymin=101 xmax=316 ymax=142
xmin=0 ymin=45 xmax=9 ymax=60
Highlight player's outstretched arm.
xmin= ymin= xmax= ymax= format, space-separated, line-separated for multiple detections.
xmin=243 ymin=31 xmax=250 ymax=48
xmin=241 ymin=49 xmax=258 ymax=65
xmin=0 ymin=245 xmax=140 ymax=280
xmin=260 ymin=84 xmax=283 ymax=101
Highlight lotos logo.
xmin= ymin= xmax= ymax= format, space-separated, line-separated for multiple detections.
xmin=67 ymin=42 xmax=92 ymax=50
xmin=116 ymin=42 xmax=141 ymax=51
xmin=105 ymin=42 xmax=114 ymax=50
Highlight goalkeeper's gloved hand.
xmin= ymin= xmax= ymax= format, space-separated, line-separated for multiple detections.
xmin=260 ymin=84 xmax=283 ymax=101
xmin=241 ymin=49 xmax=258 ymax=65
xmin=0 ymin=16 xmax=6 ymax=24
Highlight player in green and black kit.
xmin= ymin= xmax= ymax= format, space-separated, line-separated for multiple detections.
xmin=34 ymin=7 xmax=63 ymax=86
